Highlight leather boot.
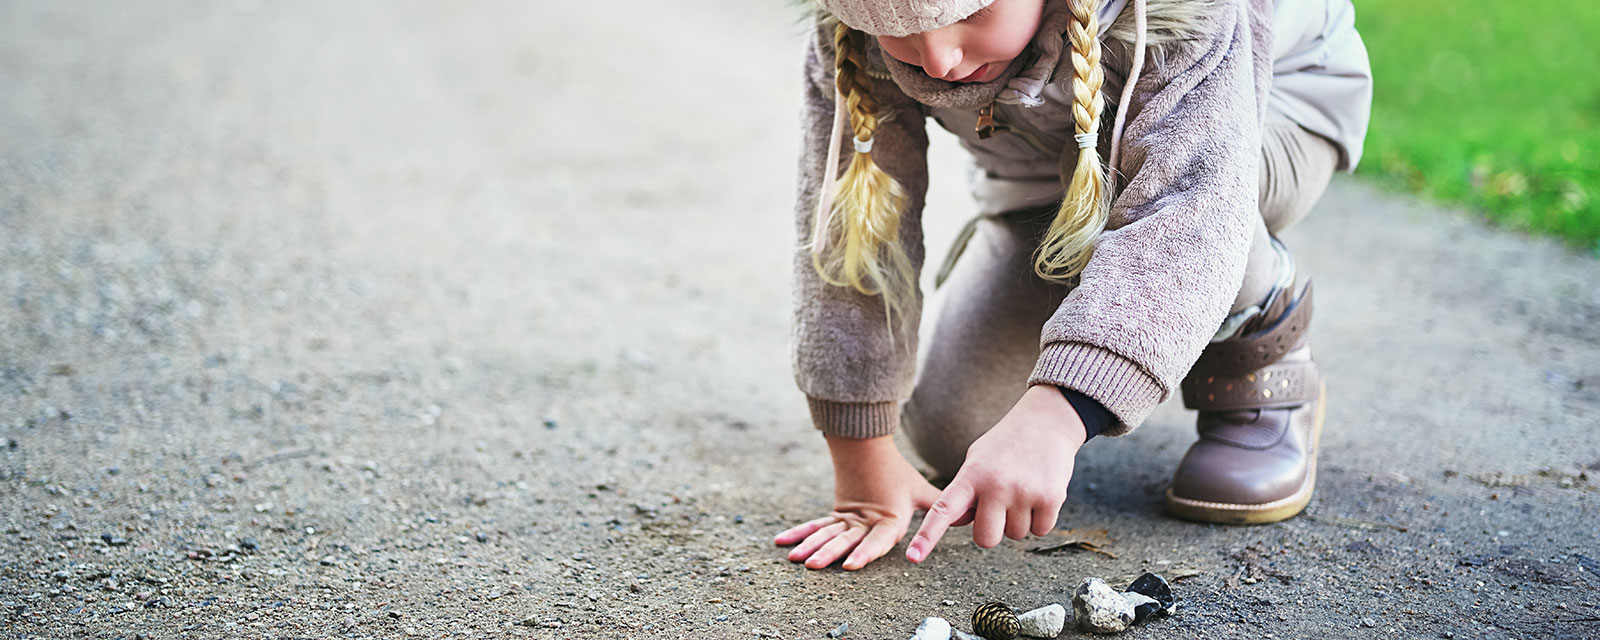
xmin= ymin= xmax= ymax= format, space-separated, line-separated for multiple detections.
xmin=1165 ymin=277 xmax=1325 ymax=524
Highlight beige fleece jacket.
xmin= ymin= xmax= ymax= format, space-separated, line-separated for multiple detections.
xmin=792 ymin=0 xmax=1371 ymax=438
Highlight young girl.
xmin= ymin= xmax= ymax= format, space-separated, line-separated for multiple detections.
xmin=775 ymin=0 xmax=1371 ymax=570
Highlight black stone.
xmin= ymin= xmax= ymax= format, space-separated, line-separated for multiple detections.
xmin=240 ymin=537 xmax=259 ymax=551
xmin=1126 ymin=572 xmax=1174 ymax=619
xmin=1127 ymin=593 xmax=1162 ymax=625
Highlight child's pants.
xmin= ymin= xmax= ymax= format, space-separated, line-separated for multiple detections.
xmin=904 ymin=110 xmax=1341 ymax=478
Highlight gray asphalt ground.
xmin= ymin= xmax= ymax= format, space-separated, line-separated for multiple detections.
xmin=2 ymin=1 xmax=1598 ymax=639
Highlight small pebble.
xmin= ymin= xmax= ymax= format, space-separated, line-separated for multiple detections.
xmin=1073 ymin=578 xmax=1134 ymax=634
xmin=240 ymin=537 xmax=259 ymax=551
xmin=1016 ymin=603 xmax=1066 ymax=637
xmin=475 ymin=532 xmax=489 ymax=543
xmin=910 ymin=616 xmax=952 ymax=640
xmin=827 ymin=621 xmax=850 ymax=638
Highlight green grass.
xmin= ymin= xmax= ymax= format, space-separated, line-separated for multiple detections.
xmin=1354 ymin=1 xmax=1600 ymax=252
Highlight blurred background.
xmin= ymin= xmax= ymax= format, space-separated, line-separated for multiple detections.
xmin=1358 ymin=1 xmax=1600 ymax=253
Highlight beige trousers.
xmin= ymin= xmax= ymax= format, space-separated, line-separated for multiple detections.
xmin=904 ymin=111 xmax=1340 ymax=478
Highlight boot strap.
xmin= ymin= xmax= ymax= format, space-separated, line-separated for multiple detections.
xmin=1192 ymin=281 xmax=1314 ymax=378
xmin=1182 ymin=360 xmax=1321 ymax=411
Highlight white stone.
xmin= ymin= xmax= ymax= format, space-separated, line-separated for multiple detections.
xmin=952 ymin=630 xmax=985 ymax=640
xmin=1017 ymin=603 xmax=1067 ymax=637
xmin=911 ymin=617 xmax=952 ymax=640
xmin=1073 ymin=578 xmax=1134 ymax=634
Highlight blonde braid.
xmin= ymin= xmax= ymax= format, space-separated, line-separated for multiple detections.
xmin=1034 ymin=0 xmax=1111 ymax=281
xmin=811 ymin=23 xmax=916 ymax=336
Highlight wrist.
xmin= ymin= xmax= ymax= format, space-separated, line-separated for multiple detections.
xmin=1022 ymin=384 xmax=1089 ymax=446
xmin=824 ymin=433 xmax=914 ymax=487
xmin=825 ymin=432 xmax=903 ymax=465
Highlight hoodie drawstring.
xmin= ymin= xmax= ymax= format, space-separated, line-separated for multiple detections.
xmin=810 ymin=88 xmax=850 ymax=254
xmin=1108 ymin=0 xmax=1147 ymax=186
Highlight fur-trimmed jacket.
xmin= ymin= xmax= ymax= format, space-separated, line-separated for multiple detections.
xmin=792 ymin=0 xmax=1372 ymax=437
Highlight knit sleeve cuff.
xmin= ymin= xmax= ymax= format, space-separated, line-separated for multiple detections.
xmin=1029 ymin=342 xmax=1166 ymax=437
xmin=806 ymin=398 xmax=902 ymax=439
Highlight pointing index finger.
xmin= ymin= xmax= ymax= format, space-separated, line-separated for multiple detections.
xmin=906 ymin=481 xmax=975 ymax=564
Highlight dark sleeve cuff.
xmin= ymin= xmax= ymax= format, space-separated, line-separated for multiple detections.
xmin=1058 ymin=386 xmax=1113 ymax=442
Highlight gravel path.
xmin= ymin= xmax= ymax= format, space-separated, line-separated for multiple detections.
xmin=3 ymin=1 xmax=1597 ymax=638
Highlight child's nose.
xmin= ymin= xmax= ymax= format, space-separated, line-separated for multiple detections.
xmin=920 ymin=43 xmax=963 ymax=81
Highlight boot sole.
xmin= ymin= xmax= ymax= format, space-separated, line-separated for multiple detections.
xmin=1164 ymin=383 xmax=1326 ymax=525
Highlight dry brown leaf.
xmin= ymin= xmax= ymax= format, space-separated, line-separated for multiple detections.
xmin=1028 ymin=528 xmax=1117 ymax=558
xmin=1168 ymin=568 xmax=1202 ymax=581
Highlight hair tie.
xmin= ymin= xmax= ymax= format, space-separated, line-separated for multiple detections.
xmin=852 ymin=136 xmax=874 ymax=154
xmin=1074 ymin=132 xmax=1098 ymax=149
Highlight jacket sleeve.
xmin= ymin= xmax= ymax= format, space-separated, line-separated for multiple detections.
xmin=791 ymin=20 xmax=931 ymax=439
xmin=1028 ymin=0 xmax=1273 ymax=435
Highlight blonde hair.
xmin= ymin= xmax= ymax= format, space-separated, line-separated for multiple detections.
xmin=1034 ymin=0 xmax=1111 ymax=282
xmin=810 ymin=0 xmax=1116 ymax=335
xmin=809 ymin=22 xmax=917 ymax=337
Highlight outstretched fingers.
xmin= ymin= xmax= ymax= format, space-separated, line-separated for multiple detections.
xmin=774 ymin=516 xmax=837 ymax=547
xmin=803 ymin=523 xmax=869 ymax=569
xmin=842 ymin=521 xmax=904 ymax=570
xmin=786 ymin=521 xmax=847 ymax=562
xmin=906 ymin=482 xmax=975 ymax=563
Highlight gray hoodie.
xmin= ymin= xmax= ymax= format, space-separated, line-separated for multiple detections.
xmin=792 ymin=0 xmax=1372 ymax=438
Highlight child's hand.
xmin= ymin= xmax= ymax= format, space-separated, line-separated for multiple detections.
xmin=774 ymin=433 xmax=941 ymax=570
xmin=905 ymin=385 xmax=1087 ymax=564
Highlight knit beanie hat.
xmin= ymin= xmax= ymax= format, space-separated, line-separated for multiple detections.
xmin=816 ymin=0 xmax=995 ymax=37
